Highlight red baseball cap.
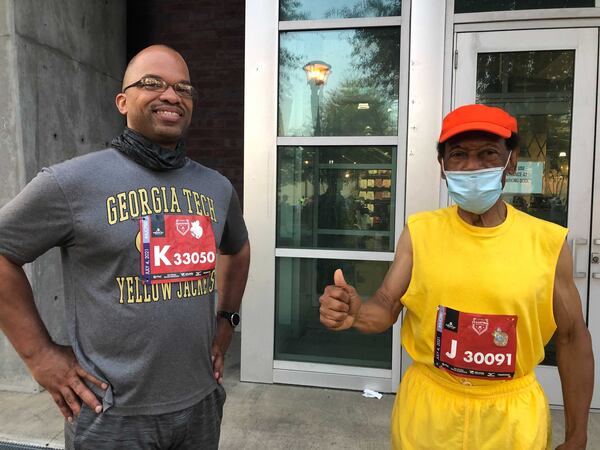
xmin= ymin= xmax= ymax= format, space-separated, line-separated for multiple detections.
xmin=438 ymin=104 xmax=518 ymax=143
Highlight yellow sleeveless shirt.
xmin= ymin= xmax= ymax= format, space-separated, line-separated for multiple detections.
xmin=401 ymin=204 xmax=567 ymax=385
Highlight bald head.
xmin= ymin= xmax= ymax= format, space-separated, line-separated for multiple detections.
xmin=115 ymin=44 xmax=193 ymax=149
xmin=122 ymin=45 xmax=190 ymax=90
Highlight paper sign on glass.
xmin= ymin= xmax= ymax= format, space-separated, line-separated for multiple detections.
xmin=505 ymin=161 xmax=544 ymax=194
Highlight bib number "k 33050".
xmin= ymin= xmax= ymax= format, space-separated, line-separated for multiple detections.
xmin=140 ymin=214 xmax=216 ymax=284
xmin=153 ymin=246 xmax=216 ymax=267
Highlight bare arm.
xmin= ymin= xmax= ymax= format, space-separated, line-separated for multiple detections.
xmin=0 ymin=255 xmax=105 ymax=420
xmin=212 ymin=240 xmax=250 ymax=383
xmin=0 ymin=255 xmax=53 ymax=360
xmin=320 ymin=226 xmax=413 ymax=333
xmin=554 ymin=241 xmax=594 ymax=449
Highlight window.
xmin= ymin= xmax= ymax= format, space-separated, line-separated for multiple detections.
xmin=280 ymin=0 xmax=401 ymax=20
xmin=275 ymin=1 xmax=404 ymax=370
xmin=277 ymin=146 xmax=396 ymax=251
xmin=455 ymin=0 xmax=594 ymax=14
xmin=279 ymin=28 xmax=400 ymax=136
xmin=476 ymin=50 xmax=575 ymax=227
xmin=275 ymin=258 xmax=392 ymax=368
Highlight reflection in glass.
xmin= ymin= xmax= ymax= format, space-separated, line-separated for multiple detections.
xmin=303 ymin=61 xmax=332 ymax=135
xmin=277 ymin=146 xmax=396 ymax=251
xmin=455 ymin=0 xmax=592 ymax=14
xmin=476 ymin=50 xmax=575 ymax=228
xmin=476 ymin=50 xmax=575 ymax=367
xmin=279 ymin=28 xmax=400 ymax=136
xmin=280 ymin=0 xmax=401 ymax=21
xmin=275 ymin=257 xmax=392 ymax=369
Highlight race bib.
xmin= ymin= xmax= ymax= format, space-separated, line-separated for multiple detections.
xmin=434 ymin=306 xmax=517 ymax=379
xmin=140 ymin=214 xmax=216 ymax=284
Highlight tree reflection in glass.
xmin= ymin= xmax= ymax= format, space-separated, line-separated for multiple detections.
xmin=280 ymin=0 xmax=401 ymax=21
xmin=279 ymin=28 xmax=400 ymax=136
xmin=455 ymin=0 xmax=593 ymax=14
xmin=476 ymin=50 xmax=575 ymax=228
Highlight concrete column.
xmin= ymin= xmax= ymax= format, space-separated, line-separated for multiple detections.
xmin=0 ymin=0 xmax=30 ymax=392
xmin=0 ymin=0 xmax=126 ymax=392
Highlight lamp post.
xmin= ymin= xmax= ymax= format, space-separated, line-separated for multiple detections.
xmin=303 ymin=60 xmax=331 ymax=135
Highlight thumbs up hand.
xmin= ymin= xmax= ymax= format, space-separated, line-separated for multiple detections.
xmin=333 ymin=268 xmax=348 ymax=288
xmin=319 ymin=269 xmax=362 ymax=331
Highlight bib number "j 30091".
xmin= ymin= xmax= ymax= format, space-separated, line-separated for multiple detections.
xmin=464 ymin=350 xmax=512 ymax=366
xmin=434 ymin=306 xmax=517 ymax=379
xmin=447 ymin=344 xmax=512 ymax=366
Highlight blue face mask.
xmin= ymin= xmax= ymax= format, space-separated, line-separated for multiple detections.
xmin=442 ymin=153 xmax=512 ymax=215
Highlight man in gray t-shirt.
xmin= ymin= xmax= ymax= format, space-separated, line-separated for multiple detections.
xmin=0 ymin=45 xmax=250 ymax=449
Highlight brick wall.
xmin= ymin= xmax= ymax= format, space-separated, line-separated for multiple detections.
xmin=127 ymin=0 xmax=245 ymax=204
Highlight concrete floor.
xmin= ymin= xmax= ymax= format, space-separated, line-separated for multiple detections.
xmin=0 ymin=334 xmax=599 ymax=449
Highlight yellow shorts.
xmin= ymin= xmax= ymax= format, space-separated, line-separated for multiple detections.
xmin=391 ymin=363 xmax=551 ymax=450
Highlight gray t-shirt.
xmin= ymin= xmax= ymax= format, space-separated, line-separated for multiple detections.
xmin=0 ymin=149 xmax=248 ymax=415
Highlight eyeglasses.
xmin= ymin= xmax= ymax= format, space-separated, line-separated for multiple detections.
xmin=123 ymin=76 xmax=197 ymax=100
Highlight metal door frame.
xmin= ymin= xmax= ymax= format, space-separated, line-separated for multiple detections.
xmin=451 ymin=27 xmax=598 ymax=407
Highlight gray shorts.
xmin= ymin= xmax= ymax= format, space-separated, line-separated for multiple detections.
xmin=65 ymin=385 xmax=226 ymax=450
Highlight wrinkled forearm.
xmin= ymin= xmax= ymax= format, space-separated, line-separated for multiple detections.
xmin=353 ymin=290 xmax=402 ymax=334
xmin=556 ymin=324 xmax=594 ymax=446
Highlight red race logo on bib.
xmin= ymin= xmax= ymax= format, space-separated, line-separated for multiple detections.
xmin=434 ymin=306 xmax=517 ymax=379
xmin=140 ymin=214 xmax=216 ymax=284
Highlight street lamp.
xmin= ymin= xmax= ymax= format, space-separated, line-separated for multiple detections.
xmin=303 ymin=60 xmax=331 ymax=135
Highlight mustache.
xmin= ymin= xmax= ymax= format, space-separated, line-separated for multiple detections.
xmin=150 ymin=103 xmax=185 ymax=115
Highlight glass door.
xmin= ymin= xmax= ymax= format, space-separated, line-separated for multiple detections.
xmin=272 ymin=0 xmax=408 ymax=391
xmin=454 ymin=28 xmax=598 ymax=407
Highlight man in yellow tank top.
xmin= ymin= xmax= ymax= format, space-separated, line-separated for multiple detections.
xmin=319 ymin=104 xmax=594 ymax=449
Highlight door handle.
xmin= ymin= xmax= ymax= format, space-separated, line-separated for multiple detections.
xmin=593 ymin=238 xmax=600 ymax=279
xmin=572 ymin=238 xmax=587 ymax=279
xmin=592 ymin=239 xmax=600 ymax=280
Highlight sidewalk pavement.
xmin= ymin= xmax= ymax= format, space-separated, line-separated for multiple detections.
xmin=0 ymin=334 xmax=598 ymax=449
